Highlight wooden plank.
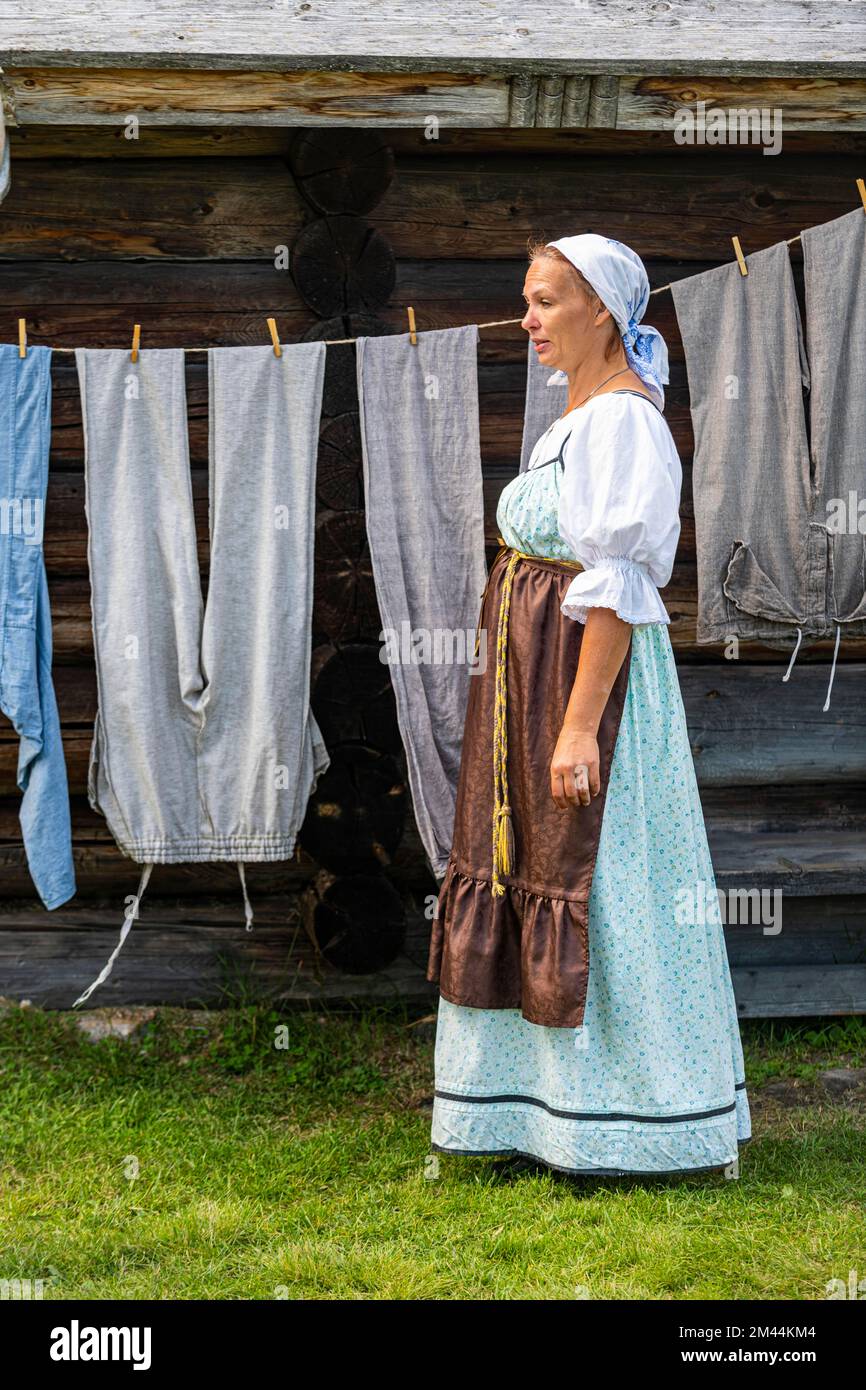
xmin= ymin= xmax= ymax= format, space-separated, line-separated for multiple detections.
xmin=0 ymin=914 xmax=440 ymax=1010
xmin=0 ymin=157 xmax=302 ymax=260
xmin=0 ymin=784 xmax=863 ymax=898
xmin=1 ymin=150 xmax=865 ymax=261
xmin=679 ymin=666 xmax=866 ymax=785
xmin=710 ymin=829 xmax=866 ymax=897
xmin=2 ymin=666 xmax=862 ymax=787
xmin=0 ymin=905 xmax=863 ymax=1015
xmin=617 ymin=74 xmax=866 ymax=131
xmin=723 ymin=896 xmax=866 ymax=966
xmin=5 ymin=4 xmax=866 ymax=78
xmin=17 ymin=570 xmax=866 ymax=662
xmin=730 ymin=965 xmax=866 ymax=1016
xmin=2 ymin=66 xmax=508 ymax=128
xmin=11 ymin=126 xmax=866 ymax=160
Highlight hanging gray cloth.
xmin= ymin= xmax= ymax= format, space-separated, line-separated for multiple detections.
xmin=519 ymin=340 xmax=570 ymax=473
xmin=670 ymin=241 xmax=812 ymax=648
xmin=801 ymin=206 xmax=866 ymax=638
xmin=356 ymin=324 xmax=487 ymax=882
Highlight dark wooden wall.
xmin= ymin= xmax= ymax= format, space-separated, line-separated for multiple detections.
xmin=1 ymin=126 xmax=865 ymax=1014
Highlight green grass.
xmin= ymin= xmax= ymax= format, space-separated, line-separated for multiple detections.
xmin=1 ymin=997 xmax=865 ymax=1300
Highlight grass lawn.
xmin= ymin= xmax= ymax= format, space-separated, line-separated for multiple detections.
xmin=1 ymin=995 xmax=865 ymax=1300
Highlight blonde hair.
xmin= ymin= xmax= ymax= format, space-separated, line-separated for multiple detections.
xmin=526 ymin=237 xmax=622 ymax=362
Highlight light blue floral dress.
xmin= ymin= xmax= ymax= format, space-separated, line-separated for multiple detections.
xmin=430 ymin=396 xmax=752 ymax=1177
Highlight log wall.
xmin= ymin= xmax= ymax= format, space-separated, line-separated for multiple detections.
xmin=1 ymin=126 xmax=865 ymax=1015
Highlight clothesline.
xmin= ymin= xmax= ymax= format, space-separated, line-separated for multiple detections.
xmin=12 ymin=228 xmax=812 ymax=355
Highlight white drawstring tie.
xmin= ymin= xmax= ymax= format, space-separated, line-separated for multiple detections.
xmin=823 ymin=623 xmax=841 ymax=713
xmin=238 ymin=861 xmax=254 ymax=931
xmin=782 ymin=627 xmax=803 ymax=682
xmin=72 ymin=863 xmax=153 ymax=1009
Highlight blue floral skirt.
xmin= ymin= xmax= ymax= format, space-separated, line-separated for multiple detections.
xmin=430 ymin=623 xmax=752 ymax=1176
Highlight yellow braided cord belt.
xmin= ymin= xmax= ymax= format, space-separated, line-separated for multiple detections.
xmin=490 ymin=539 xmax=583 ymax=897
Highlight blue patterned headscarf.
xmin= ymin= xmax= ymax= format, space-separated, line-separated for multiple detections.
xmin=544 ymin=233 xmax=670 ymax=409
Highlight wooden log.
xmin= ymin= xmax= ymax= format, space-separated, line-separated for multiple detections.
xmin=730 ymin=965 xmax=866 ymax=1016
xmin=11 ymin=127 xmax=866 ymax=162
xmin=0 ymin=910 xmax=432 ymax=1011
xmin=311 ymin=642 xmax=402 ymax=754
xmin=312 ymin=510 xmax=379 ymax=642
xmin=287 ymin=129 xmax=396 ymax=215
xmin=303 ymin=315 xmax=391 ymax=417
xmin=301 ymin=869 xmax=406 ymax=973
xmin=1 ymin=151 xmax=865 ymax=262
xmin=680 ymin=665 xmax=866 ymax=785
xmin=291 ymin=214 xmax=396 ymax=317
xmin=0 ymin=564 xmax=859 ymax=679
xmin=5 ymin=666 xmax=866 ymax=808
xmin=2 ymin=792 xmax=858 ymax=900
xmin=316 ymin=413 xmax=364 ymax=510
xmin=722 ymin=895 xmax=866 ymax=966
xmin=0 ymin=156 xmax=304 ymax=259
xmin=0 ymin=897 xmax=863 ymax=1014
xmin=296 ymin=744 xmax=407 ymax=874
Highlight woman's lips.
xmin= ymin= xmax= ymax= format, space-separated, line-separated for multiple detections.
xmin=533 ymin=340 xmax=550 ymax=353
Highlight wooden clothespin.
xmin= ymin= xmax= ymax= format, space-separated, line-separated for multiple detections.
xmin=130 ymin=324 xmax=141 ymax=363
xmin=17 ymin=318 xmax=26 ymax=358
xmin=857 ymin=178 xmax=866 ymax=213
xmin=266 ymin=317 xmax=282 ymax=358
xmin=407 ymin=306 xmax=417 ymax=346
xmin=731 ymin=236 xmax=748 ymax=277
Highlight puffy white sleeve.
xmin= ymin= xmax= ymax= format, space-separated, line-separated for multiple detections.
xmin=557 ymin=395 xmax=682 ymax=626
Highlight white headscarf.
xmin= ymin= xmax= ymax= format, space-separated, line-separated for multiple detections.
xmin=544 ymin=233 xmax=670 ymax=409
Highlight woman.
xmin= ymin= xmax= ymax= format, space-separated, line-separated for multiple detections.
xmin=426 ymin=233 xmax=751 ymax=1178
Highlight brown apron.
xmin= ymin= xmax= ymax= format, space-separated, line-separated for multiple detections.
xmin=426 ymin=542 xmax=632 ymax=1029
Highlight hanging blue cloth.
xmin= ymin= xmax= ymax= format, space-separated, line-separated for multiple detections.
xmin=0 ymin=343 xmax=75 ymax=908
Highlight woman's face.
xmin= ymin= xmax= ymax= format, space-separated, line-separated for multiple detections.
xmin=521 ymin=257 xmax=612 ymax=371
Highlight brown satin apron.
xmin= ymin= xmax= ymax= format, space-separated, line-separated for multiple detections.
xmin=426 ymin=540 xmax=632 ymax=1029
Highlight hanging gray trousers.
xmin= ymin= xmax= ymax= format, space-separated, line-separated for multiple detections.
xmin=670 ymin=240 xmax=812 ymax=648
xmin=671 ymin=213 xmax=866 ymax=706
xmin=800 ymin=207 xmax=866 ymax=637
xmin=356 ymin=324 xmax=487 ymax=882
xmin=73 ymin=343 xmax=329 ymax=1002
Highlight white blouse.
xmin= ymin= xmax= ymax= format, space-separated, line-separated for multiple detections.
xmin=531 ymin=391 xmax=682 ymax=627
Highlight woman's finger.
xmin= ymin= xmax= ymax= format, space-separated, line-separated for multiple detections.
xmin=573 ymin=763 xmax=592 ymax=807
xmin=551 ymin=771 xmax=569 ymax=810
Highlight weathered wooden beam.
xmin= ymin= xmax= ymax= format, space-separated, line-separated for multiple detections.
xmin=6 ymin=4 xmax=866 ymax=79
xmin=7 ymin=66 xmax=866 ymax=131
xmin=1 ymin=66 xmax=509 ymax=128
xmin=618 ymin=74 xmax=866 ymax=131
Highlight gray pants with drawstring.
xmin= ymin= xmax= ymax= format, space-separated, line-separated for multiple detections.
xmin=672 ymin=218 xmax=866 ymax=650
xmin=73 ymin=343 xmax=329 ymax=1003
xmin=671 ymin=213 xmax=866 ymax=709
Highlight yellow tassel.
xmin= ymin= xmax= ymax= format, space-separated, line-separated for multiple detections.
xmin=496 ymin=803 xmax=515 ymax=876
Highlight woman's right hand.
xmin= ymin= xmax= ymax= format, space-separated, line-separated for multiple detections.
xmin=550 ymin=728 xmax=601 ymax=810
